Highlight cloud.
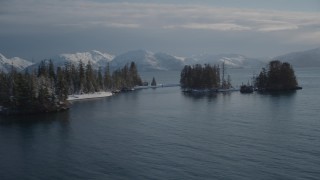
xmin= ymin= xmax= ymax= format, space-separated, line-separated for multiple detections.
xmin=254 ymin=20 xmax=299 ymax=32
xmin=1 ymin=0 xmax=320 ymax=35
xmin=166 ymin=23 xmax=251 ymax=31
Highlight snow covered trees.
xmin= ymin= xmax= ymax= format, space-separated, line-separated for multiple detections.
xmin=0 ymin=65 xmax=69 ymax=114
xmin=0 ymin=60 xmax=143 ymax=114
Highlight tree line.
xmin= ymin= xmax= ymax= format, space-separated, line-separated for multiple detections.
xmin=255 ymin=60 xmax=299 ymax=91
xmin=180 ymin=64 xmax=232 ymax=90
xmin=0 ymin=60 xmax=142 ymax=114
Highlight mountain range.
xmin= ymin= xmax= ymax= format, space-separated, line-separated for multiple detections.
xmin=185 ymin=53 xmax=265 ymax=68
xmin=0 ymin=53 xmax=34 ymax=73
xmin=273 ymin=48 xmax=320 ymax=68
xmin=110 ymin=50 xmax=184 ymax=71
xmin=26 ymin=50 xmax=114 ymax=71
xmin=1 ymin=47 xmax=320 ymax=72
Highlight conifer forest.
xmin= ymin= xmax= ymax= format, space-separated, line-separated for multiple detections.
xmin=0 ymin=60 xmax=142 ymax=114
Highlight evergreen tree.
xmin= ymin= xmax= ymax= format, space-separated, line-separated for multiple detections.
xmin=122 ymin=64 xmax=129 ymax=87
xmin=48 ymin=59 xmax=56 ymax=81
xmin=129 ymin=62 xmax=142 ymax=86
xmin=56 ymin=67 xmax=68 ymax=101
xmin=14 ymin=73 xmax=30 ymax=107
xmin=63 ymin=61 xmax=72 ymax=94
xmin=112 ymin=69 xmax=121 ymax=90
xmin=280 ymin=62 xmax=297 ymax=89
xmin=78 ymin=60 xmax=85 ymax=93
xmin=85 ymin=61 xmax=96 ymax=93
xmin=151 ymin=77 xmax=157 ymax=86
xmin=70 ymin=63 xmax=78 ymax=94
xmin=97 ymin=67 xmax=104 ymax=91
xmin=28 ymin=71 xmax=38 ymax=107
xmin=104 ymin=63 xmax=112 ymax=90
xmin=0 ymin=72 xmax=11 ymax=105
xmin=38 ymin=60 xmax=48 ymax=77
xmin=255 ymin=68 xmax=267 ymax=90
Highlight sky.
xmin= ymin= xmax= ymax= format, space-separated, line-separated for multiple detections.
xmin=0 ymin=0 xmax=320 ymax=60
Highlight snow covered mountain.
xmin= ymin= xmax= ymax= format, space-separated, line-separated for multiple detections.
xmin=57 ymin=50 xmax=114 ymax=66
xmin=4 ymin=47 xmax=319 ymax=73
xmin=185 ymin=54 xmax=265 ymax=68
xmin=110 ymin=50 xmax=184 ymax=71
xmin=273 ymin=48 xmax=320 ymax=67
xmin=0 ymin=53 xmax=34 ymax=72
xmin=51 ymin=50 xmax=114 ymax=69
xmin=27 ymin=50 xmax=115 ymax=71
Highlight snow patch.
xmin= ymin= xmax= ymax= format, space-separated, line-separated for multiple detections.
xmin=174 ymin=56 xmax=186 ymax=61
xmin=67 ymin=91 xmax=112 ymax=101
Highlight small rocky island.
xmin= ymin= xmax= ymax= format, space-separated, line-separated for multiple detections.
xmin=180 ymin=63 xmax=233 ymax=93
xmin=255 ymin=60 xmax=302 ymax=92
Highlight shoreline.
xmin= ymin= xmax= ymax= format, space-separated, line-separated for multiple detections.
xmin=67 ymin=91 xmax=113 ymax=101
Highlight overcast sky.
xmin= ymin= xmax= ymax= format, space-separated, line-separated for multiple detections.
xmin=0 ymin=0 xmax=320 ymax=60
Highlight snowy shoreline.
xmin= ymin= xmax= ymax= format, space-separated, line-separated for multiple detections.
xmin=67 ymin=92 xmax=113 ymax=101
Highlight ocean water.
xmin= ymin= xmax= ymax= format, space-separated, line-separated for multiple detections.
xmin=0 ymin=68 xmax=319 ymax=179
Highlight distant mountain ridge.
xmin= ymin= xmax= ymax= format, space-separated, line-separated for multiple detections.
xmin=185 ymin=53 xmax=265 ymax=68
xmin=24 ymin=50 xmax=186 ymax=72
xmin=26 ymin=50 xmax=114 ymax=71
xmin=110 ymin=50 xmax=184 ymax=71
xmin=272 ymin=48 xmax=320 ymax=68
xmin=0 ymin=53 xmax=34 ymax=72
xmin=53 ymin=50 xmax=114 ymax=69
xmin=1 ymin=47 xmax=320 ymax=72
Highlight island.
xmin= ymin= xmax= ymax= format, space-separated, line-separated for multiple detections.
xmin=255 ymin=60 xmax=302 ymax=92
xmin=180 ymin=63 xmax=234 ymax=93
xmin=0 ymin=60 xmax=143 ymax=115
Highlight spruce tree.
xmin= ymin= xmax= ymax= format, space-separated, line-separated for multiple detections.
xmin=97 ymin=67 xmax=104 ymax=91
xmin=85 ymin=61 xmax=95 ymax=93
xmin=56 ymin=67 xmax=68 ymax=101
xmin=129 ymin=62 xmax=142 ymax=86
xmin=78 ymin=60 xmax=85 ymax=93
xmin=48 ymin=59 xmax=56 ymax=81
xmin=151 ymin=77 xmax=157 ymax=86
xmin=104 ymin=63 xmax=112 ymax=90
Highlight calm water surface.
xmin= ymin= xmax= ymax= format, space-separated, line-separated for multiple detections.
xmin=1 ymin=68 xmax=320 ymax=180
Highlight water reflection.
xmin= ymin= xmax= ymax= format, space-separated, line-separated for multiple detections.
xmin=257 ymin=90 xmax=297 ymax=97
xmin=182 ymin=92 xmax=218 ymax=100
xmin=0 ymin=111 xmax=70 ymax=126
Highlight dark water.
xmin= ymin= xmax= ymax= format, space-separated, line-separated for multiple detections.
xmin=1 ymin=68 xmax=320 ymax=180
